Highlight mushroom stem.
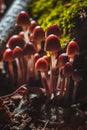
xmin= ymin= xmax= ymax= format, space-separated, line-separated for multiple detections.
xmin=40 ymin=72 xmax=51 ymax=96
xmin=15 ymin=58 xmax=24 ymax=86
xmin=72 ymin=81 xmax=78 ymax=103
xmin=56 ymin=68 xmax=62 ymax=91
xmin=8 ymin=62 xmax=15 ymax=85
xmin=22 ymin=26 xmax=29 ymax=43
xmin=64 ymin=77 xmax=70 ymax=105
xmin=50 ymin=52 xmax=57 ymax=94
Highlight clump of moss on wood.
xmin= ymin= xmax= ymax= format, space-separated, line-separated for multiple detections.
xmin=28 ymin=0 xmax=87 ymax=48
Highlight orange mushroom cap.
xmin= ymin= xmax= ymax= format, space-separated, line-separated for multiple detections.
xmin=3 ymin=48 xmax=14 ymax=62
xmin=7 ymin=35 xmax=25 ymax=50
xmin=35 ymin=58 xmax=48 ymax=72
xmin=66 ymin=41 xmax=80 ymax=58
xmin=45 ymin=34 xmax=61 ymax=52
xmin=16 ymin=11 xmax=30 ymax=27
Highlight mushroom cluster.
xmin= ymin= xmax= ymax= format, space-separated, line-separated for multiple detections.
xmin=2 ymin=11 xmax=82 ymax=104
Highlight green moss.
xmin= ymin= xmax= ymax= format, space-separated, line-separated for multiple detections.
xmin=28 ymin=0 xmax=87 ymax=47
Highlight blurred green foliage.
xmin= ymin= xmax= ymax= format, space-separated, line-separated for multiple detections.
xmin=28 ymin=0 xmax=87 ymax=47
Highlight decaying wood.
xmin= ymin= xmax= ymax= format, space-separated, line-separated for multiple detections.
xmin=0 ymin=0 xmax=32 ymax=57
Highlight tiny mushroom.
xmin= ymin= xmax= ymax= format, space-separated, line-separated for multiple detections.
xmin=35 ymin=57 xmax=50 ymax=96
xmin=16 ymin=11 xmax=30 ymax=42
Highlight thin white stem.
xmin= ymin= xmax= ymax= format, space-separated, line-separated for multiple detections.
xmin=8 ymin=62 xmax=15 ymax=89
xmin=22 ymin=26 xmax=29 ymax=43
xmin=56 ymin=68 xmax=62 ymax=91
xmin=50 ymin=52 xmax=57 ymax=94
xmin=36 ymin=42 xmax=41 ymax=52
xmin=41 ymin=72 xmax=50 ymax=96
xmin=15 ymin=58 xmax=23 ymax=86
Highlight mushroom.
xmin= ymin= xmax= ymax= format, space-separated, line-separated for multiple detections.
xmin=56 ymin=53 xmax=69 ymax=93
xmin=35 ymin=57 xmax=50 ymax=96
xmin=7 ymin=35 xmax=25 ymax=50
xmin=23 ymin=42 xmax=36 ymax=82
xmin=13 ymin=46 xmax=24 ymax=86
xmin=29 ymin=20 xmax=38 ymax=34
xmin=32 ymin=26 xmax=45 ymax=52
xmin=45 ymin=24 xmax=61 ymax=38
xmin=63 ymin=62 xmax=73 ymax=104
xmin=45 ymin=34 xmax=61 ymax=94
xmin=16 ymin=11 xmax=30 ymax=42
xmin=18 ymin=31 xmax=25 ymax=40
xmin=3 ymin=48 xmax=15 ymax=88
xmin=66 ymin=40 xmax=80 ymax=63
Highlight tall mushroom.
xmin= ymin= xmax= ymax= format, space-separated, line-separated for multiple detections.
xmin=23 ymin=42 xmax=36 ymax=82
xmin=63 ymin=62 xmax=73 ymax=104
xmin=3 ymin=48 xmax=15 ymax=88
xmin=56 ymin=53 xmax=69 ymax=93
xmin=35 ymin=57 xmax=50 ymax=96
xmin=13 ymin=46 xmax=24 ymax=86
xmin=45 ymin=34 xmax=61 ymax=95
xmin=32 ymin=26 xmax=45 ymax=52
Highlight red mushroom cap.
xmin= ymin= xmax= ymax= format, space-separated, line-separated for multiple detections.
xmin=16 ymin=11 xmax=30 ymax=27
xmin=3 ymin=48 xmax=14 ymax=62
xmin=7 ymin=35 xmax=25 ymax=50
xmin=29 ymin=20 xmax=38 ymax=33
xmin=57 ymin=53 xmax=69 ymax=69
xmin=23 ymin=42 xmax=36 ymax=56
xmin=45 ymin=34 xmax=61 ymax=52
xmin=45 ymin=24 xmax=61 ymax=38
xmin=63 ymin=62 xmax=73 ymax=77
xmin=35 ymin=58 xmax=48 ymax=72
xmin=13 ymin=46 xmax=23 ymax=58
xmin=32 ymin=26 xmax=45 ymax=43
xmin=34 ymin=53 xmax=41 ymax=63
xmin=18 ymin=31 xmax=25 ymax=39
xmin=43 ymin=55 xmax=51 ymax=65
xmin=66 ymin=41 xmax=80 ymax=58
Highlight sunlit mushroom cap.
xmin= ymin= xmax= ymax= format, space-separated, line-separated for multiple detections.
xmin=45 ymin=34 xmax=61 ymax=52
xmin=3 ymin=48 xmax=14 ymax=62
xmin=66 ymin=41 xmax=80 ymax=58
xmin=32 ymin=26 xmax=45 ymax=43
xmin=13 ymin=46 xmax=23 ymax=58
xmin=16 ymin=11 xmax=30 ymax=27
xmin=23 ymin=42 xmax=36 ymax=56
xmin=57 ymin=53 xmax=69 ymax=68
xmin=7 ymin=35 xmax=25 ymax=50
xmin=35 ymin=58 xmax=48 ymax=72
